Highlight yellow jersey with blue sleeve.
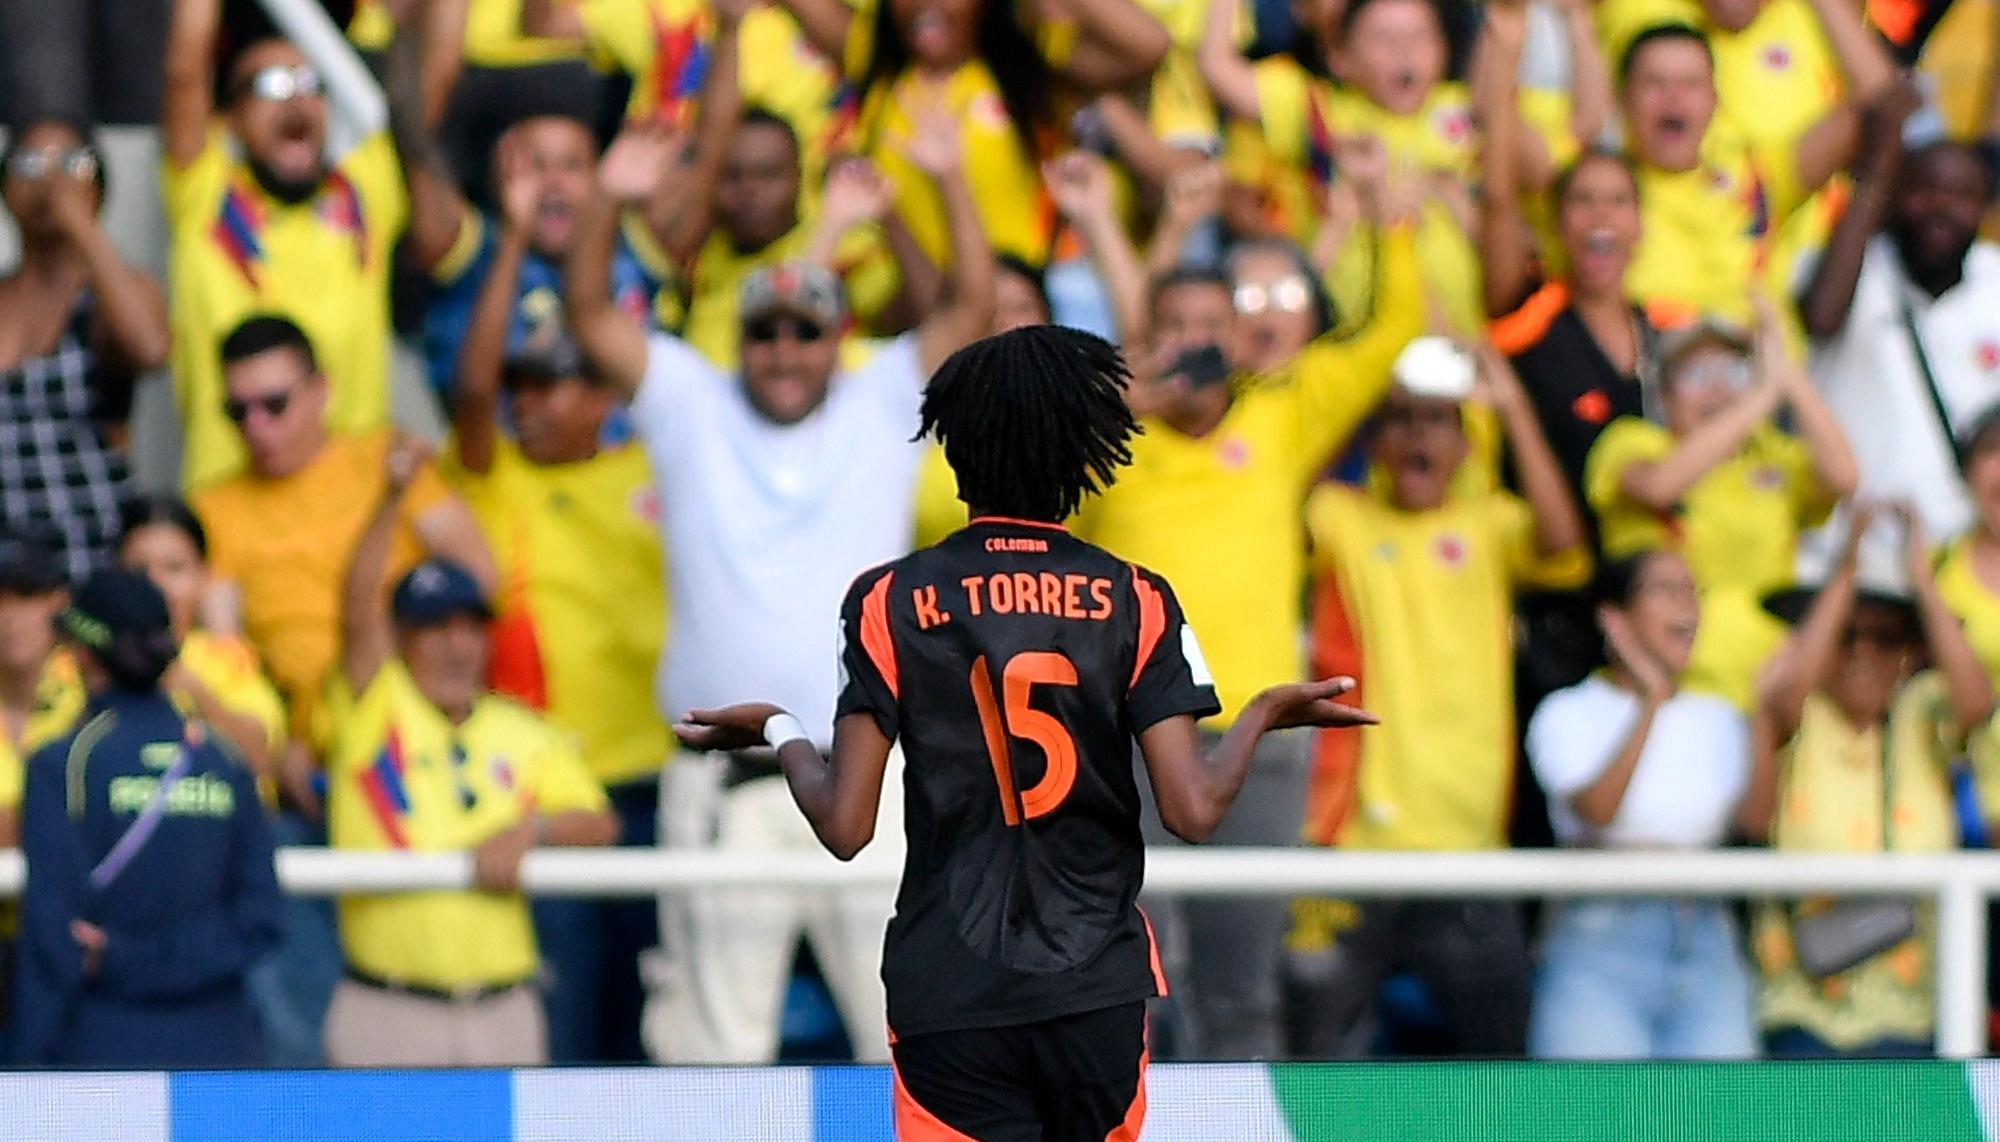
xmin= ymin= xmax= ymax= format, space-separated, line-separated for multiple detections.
xmin=1587 ymin=416 xmax=1834 ymax=707
xmin=163 ymin=129 xmax=408 ymax=491
xmin=350 ymin=0 xmax=585 ymax=66
xmin=327 ymin=661 xmax=609 ymax=989
xmin=0 ymin=652 xmax=85 ymax=815
xmin=1072 ymin=228 xmax=1423 ymax=725
xmin=1305 ymin=484 xmax=1591 ymax=851
xmin=445 ymin=438 xmax=670 ymax=788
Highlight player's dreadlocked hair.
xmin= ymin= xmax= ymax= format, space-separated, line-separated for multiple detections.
xmin=918 ymin=326 xmax=1139 ymax=524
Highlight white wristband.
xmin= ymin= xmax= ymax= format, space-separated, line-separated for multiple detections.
xmin=763 ymin=712 xmax=810 ymax=750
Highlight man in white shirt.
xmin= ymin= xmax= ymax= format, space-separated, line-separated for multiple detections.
xmin=1797 ymin=109 xmax=2000 ymax=572
xmin=566 ymin=120 xmax=993 ymax=1064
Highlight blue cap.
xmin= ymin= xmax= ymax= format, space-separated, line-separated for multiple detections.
xmin=390 ymin=559 xmax=493 ymax=626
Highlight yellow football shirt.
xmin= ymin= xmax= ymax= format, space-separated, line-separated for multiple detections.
xmin=194 ymin=430 xmax=454 ymax=742
xmin=350 ymin=0 xmax=585 ymax=66
xmin=176 ymin=631 xmax=287 ymax=756
xmin=1626 ymin=123 xmax=1806 ymax=326
xmin=0 ymin=652 xmax=85 ymax=813
xmin=447 ymin=439 xmax=670 ymax=787
xmin=1141 ymin=0 xmax=1221 ymax=147
xmin=857 ymin=65 xmax=1049 ymax=267
xmin=1587 ymin=416 xmax=1834 ymax=707
xmin=671 ymin=219 xmax=900 ymax=370
xmin=1308 ymin=485 xmax=1590 ymax=851
xmin=1753 ymin=678 xmax=1969 ymax=1050
xmin=163 ymin=129 xmax=408 ymax=491
xmin=1071 ymin=229 xmax=1422 ymax=724
xmin=327 ymin=660 xmax=609 ymax=989
xmin=1938 ymin=536 xmax=2000 ymax=685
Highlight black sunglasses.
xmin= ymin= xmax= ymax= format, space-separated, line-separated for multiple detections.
xmin=743 ymin=316 xmax=827 ymax=345
xmin=222 ymin=390 xmax=295 ymax=424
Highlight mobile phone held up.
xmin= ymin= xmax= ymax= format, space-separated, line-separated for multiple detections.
xmin=1166 ymin=344 xmax=1231 ymax=390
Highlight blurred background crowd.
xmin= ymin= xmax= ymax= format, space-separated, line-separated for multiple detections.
xmin=1 ymin=0 xmax=1999 ymax=1072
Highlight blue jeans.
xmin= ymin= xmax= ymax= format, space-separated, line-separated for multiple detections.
xmin=1529 ymin=899 xmax=1758 ymax=1060
xmin=243 ymin=811 xmax=343 ymax=1067
xmin=534 ymin=778 xmax=661 ymax=1063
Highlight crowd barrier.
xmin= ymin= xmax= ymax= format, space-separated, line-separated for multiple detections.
xmin=3 ymin=1060 xmax=1999 ymax=1140
xmin=1 ymin=846 xmax=1996 ymax=1056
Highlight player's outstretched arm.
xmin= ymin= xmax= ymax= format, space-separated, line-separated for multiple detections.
xmin=675 ymin=707 xmax=892 ymax=861
xmin=1138 ymin=678 xmax=1376 ymax=844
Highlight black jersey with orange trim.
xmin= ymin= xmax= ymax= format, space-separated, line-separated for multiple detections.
xmin=836 ymin=516 xmax=1222 ymax=1037
xmin=1489 ymin=283 xmax=1652 ymax=506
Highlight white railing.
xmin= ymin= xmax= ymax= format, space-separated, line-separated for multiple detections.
xmin=0 ymin=847 xmax=1993 ymax=1057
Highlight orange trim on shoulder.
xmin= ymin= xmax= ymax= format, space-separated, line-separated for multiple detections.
xmin=893 ymin=1063 xmax=982 ymax=1141
xmin=861 ymin=572 xmax=900 ymax=699
xmin=1129 ymin=570 xmax=1167 ymax=692
xmin=969 ymin=515 xmax=1070 ymax=532
xmin=1486 ymin=282 xmax=1571 ymax=357
xmin=1642 ymin=297 xmax=1698 ymax=333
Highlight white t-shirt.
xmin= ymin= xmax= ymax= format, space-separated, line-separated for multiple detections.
xmin=630 ymin=333 xmax=926 ymax=747
xmin=1801 ymin=237 xmax=2000 ymax=569
xmin=1527 ymin=674 xmax=1751 ymax=848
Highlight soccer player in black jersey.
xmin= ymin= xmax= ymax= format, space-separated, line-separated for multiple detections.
xmin=675 ymin=325 xmax=1377 ymax=1140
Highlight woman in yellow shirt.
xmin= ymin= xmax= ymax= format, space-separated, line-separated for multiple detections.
xmin=1937 ymin=408 xmax=2000 ymax=685
xmin=1741 ymin=507 xmax=1995 ymax=1057
xmin=116 ymin=498 xmax=286 ymax=786
xmin=1585 ymin=303 xmax=1857 ymax=708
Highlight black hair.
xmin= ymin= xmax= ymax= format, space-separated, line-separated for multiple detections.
xmin=1148 ymin=266 xmax=1233 ymax=319
xmin=1592 ymin=550 xmax=1675 ymax=610
xmin=1338 ymin=0 xmax=1450 ymax=43
xmin=1619 ymin=23 xmax=1714 ymax=86
xmin=1553 ymin=145 xmax=1640 ymax=205
xmin=117 ymin=496 xmax=209 ymax=561
xmin=220 ymin=313 xmax=319 ymax=374
xmin=861 ymin=0 xmax=1050 ymax=161
xmin=0 ymin=118 xmax=110 ymax=206
xmin=94 ymin=629 xmax=179 ymax=692
xmin=1226 ymin=236 xmax=1338 ymax=335
xmin=1902 ymin=138 xmax=1998 ymax=206
xmin=994 ymin=254 xmax=1051 ymax=322
xmin=918 ymin=326 xmax=1138 ymax=522
xmin=738 ymin=106 xmax=802 ymax=157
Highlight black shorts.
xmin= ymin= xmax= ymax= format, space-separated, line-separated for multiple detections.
xmin=890 ymin=1002 xmax=1148 ymax=1141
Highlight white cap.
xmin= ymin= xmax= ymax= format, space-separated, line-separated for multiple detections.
xmin=1391 ymin=336 xmax=1475 ymax=400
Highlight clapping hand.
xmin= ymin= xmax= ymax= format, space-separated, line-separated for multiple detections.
xmin=1600 ymin=607 xmax=1675 ymax=704
xmin=493 ymin=134 xmax=543 ymax=237
xmin=599 ymin=123 xmax=683 ymax=205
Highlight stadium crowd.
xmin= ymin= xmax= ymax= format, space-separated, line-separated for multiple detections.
xmin=0 ymin=0 xmax=1998 ymax=1070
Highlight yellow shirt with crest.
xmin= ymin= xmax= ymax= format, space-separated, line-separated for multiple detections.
xmin=326 ymin=660 xmax=609 ymax=989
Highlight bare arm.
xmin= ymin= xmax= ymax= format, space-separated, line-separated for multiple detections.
xmin=1483 ymin=347 xmax=1586 ymax=556
xmin=1196 ymin=0 xmax=1260 ymax=122
xmin=567 ymin=127 xmax=678 ymax=400
xmin=1475 ymin=0 xmax=1539 ymax=316
xmin=1569 ymin=612 xmax=1677 ymax=829
xmin=48 ymin=182 xmax=170 ymax=371
xmin=770 ymin=0 xmax=855 ymax=63
xmin=1145 ymin=159 xmax=1224 ymax=282
xmin=412 ymin=496 xmax=498 ymax=595
xmin=803 ymin=159 xmax=943 ymax=333
xmin=1617 ymin=383 xmax=1781 ymax=512
xmin=642 ymin=4 xmax=743 ymax=263
xmin=1093 ymin=95 xmax=1210 ymax=211
xmin=519 ymin=0 xmax=588 ymax=40
xmin=165 ymin=665 xmax=276 ymax=783
xmin=907 ymin=116 xmax=997 ymax=377
xmin=1758 ymin=514 xmax=1865 ymax=740
xmin=1558 ymin=0 xmax=1611 ymax=148
xmin=1047 ymin=151 xmax=1149 ymax=345
xmin=163 ymin=0 xmax=220 ymax=169
xmin=419 ymin=0 xmax=469 ymax=127
xmin=339 ymin=461 xmax=414 ymax=699
xmin=1793 ymin=0 xmax=1898 ymax=194
xmin=386 ymin=2 xmax=470 ymax=273
xmin=676 ymin=706 xmax=892 ymax=860
xmin=1736 ymin=708 xmax=1786 ymax=843
xmin=1797 ymin=82 xmax=1918 ymax=339
xmin=1762 ymin=301 xmax=1858 ymax=501
xmin=451 ymin=223 xmax=531 ymax=476
xmin=1903 ymin=506 xmax=1998 ymax=736
xmin=1138 ymin=679 xmax=1377 ymax=843
xmin=1044 ymin=0 xmax=1172 ymax=91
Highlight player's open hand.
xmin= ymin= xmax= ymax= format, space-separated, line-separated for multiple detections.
xmin=1255 ymin=677 xmax=1378 ymax=731
xmin=675 ymin=702 xmax=787 ymax=752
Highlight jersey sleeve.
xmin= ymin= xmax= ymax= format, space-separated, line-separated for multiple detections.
xmin=1489 ymin=491 xmax=1593 ymax=590
xmin=835 ymin=566 xmax=902 ymax=740
xmin=1284 ymin=226 xmax=1424 ymax=473
xmin=1127 ymin=568 xmax=1223 ymax=732
xmin=525 ymin=724 xmax=612 ymax=816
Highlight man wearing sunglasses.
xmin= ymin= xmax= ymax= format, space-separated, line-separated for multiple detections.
xmin=566 ymin=114 xmax=992 ymax=1065
xmin=162 ymin=0 xmax=406 ymax=491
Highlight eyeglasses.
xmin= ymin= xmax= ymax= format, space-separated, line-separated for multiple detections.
xmin=1670 ymin=356 xmax=1754 ymax=391
xmin=222 ymin=389 xmax=295 ymax=424
xmin=743 ymin=316 xmax=827 ymax=345
xmin=6 ymin=146 xmax=99 ymax=182
xmin=235 ymin=65 xmax=324 ymax=104
xmin=1233 ymin=277 xmax=1313 ymax=317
